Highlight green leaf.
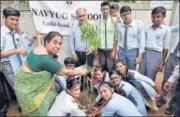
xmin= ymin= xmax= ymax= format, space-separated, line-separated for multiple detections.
xmin=80 ymin=20 xmax=100 ymax=51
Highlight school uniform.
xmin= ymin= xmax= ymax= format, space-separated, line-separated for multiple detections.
xmin=158 ymin=25 xmax=179 ymax=107
xmin=115 ymin=19 xmax=145 ymax=70
xmin=125 ymin=70 xmax=158 ymax=110
xmin=117 ymin=80 xmax=147 ymax=116
xmin=48 ymin=91 xmax=86 ymax=116
xmin=94 ymin=72 xmax=111 ymax=102
xmin=1 ymin=25 xmax=34 ymax=90
xmin=93 ymin=72 xmax=110 ymax=89
xmin=100 ymin=93 xmax=142 ymax=116
xmin=139 ymin=24 xmax=171 ymax=81
xmin=97 ymin=16 xmax=116 ymax=72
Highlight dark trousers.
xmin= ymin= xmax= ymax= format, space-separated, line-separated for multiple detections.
xmin=161 ymin=54 xmax=179 ymax=102
xmin=174 ymin=83 xmax=180 ymax=117
xmin=75 ymin=51 xmax=94 ymax=67
xmin=0 ymin=72 xmax=9 ymax=117
xmin=98 ymin=48 xmax=115 ymax=72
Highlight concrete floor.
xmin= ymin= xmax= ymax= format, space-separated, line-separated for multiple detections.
xmin=7 ymin=72 xmax=174 ymax=116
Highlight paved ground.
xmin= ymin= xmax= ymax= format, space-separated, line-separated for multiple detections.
xmin=7 ymin=72 xmax=174 ymax=116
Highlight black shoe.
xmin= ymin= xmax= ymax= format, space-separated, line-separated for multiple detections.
xmin=156 ymin=99 xmax=167 ymax=107
xmin=18 ymin=106 xmax=22 ymax=113
xmin=164 ymin=106 xmax=174 ymax=115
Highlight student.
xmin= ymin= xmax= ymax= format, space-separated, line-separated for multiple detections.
xmin=55 ymin=57 xmax=76 ymax=93
xmin=1 ymin=7 xmax=27 ymax=91
xmin=97 ymin=2 xmax=116 ymax=72
xmin=48 ymin=78 xmax=86 ymax=116
xmin=69 ymin=8 xmax=94 ymax=67
xmin=110 ymin=4 xmax=122 ymax=23
xmin=157 ymin=25 xmax=179 ymax=112
xmin=109 ymin=70 xmax=147 ymax=116
xmin=115 ymin=60 xmax=158 ymax=110
xmin=112 ymin=5 xmax=145 ymax=70
xmin=1 ymin=7 xmax=38 ymax=102
xmin=139 ymin=6 xmax=171 ymax=81
xmin=92 ymin=65 xmax=110 ymax=89
xmin=90 ymin=82 xmax=142 ymax=116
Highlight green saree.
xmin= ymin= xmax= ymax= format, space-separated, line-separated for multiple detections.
xmin=14 ymin=68 xmax=57 ymax=116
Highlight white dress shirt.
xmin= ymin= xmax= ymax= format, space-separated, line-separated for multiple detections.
xmin=48 ymin=91 xmax=86 ymax=116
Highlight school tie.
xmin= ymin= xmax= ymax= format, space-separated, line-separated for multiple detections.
xmin=172 ymin=41 xmax=179 ymax=56
xmin=10 ymin=32 xmax=23 ymax=65
xmin=123 ymin=26 xmax=129 ymax=50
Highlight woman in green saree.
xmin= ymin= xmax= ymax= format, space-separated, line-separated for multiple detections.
xmin=14 ymin=31 xmax=87 ymax=116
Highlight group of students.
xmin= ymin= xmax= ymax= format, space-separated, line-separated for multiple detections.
xmin=69 ymin=1 xmax=180 ymax=116
xmin=0 ymin=1 xmax=179 ymax=117
xmin=47 ymin=56 xmax=157 ymax=116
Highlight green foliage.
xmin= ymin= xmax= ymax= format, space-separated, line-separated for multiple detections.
xmin=80 ymin=20 xmax=100 ymax=51
xmin=104 ymin=0 xmax=137 ymax=3
xmin=18 ymin=0 xmax=28 ymax=3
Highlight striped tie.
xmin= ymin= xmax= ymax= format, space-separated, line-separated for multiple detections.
xmin=10 ymin=32 xmax=23 ymax=65
xmin=173 ymin=41 xmax=179 ymax=56
xmin=123 ymin=26 xmax=129 ymax=50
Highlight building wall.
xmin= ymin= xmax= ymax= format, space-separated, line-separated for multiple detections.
xmin=1 ymin=1 xmax=179 ymax=63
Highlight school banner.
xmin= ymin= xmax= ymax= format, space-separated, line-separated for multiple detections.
xmin=29 ymin=1 xmax=102 ymax=35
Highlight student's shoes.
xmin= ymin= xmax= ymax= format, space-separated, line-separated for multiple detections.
xmin=18 ymin=106 xmax=22 ymax=113
xmin=156 ymin=99 xmax=167 ymax=107
xmin=164 ymin=106 xmax=174 ymax=115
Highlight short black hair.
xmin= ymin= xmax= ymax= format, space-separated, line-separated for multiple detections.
xmin=64 ymin=57 xmax=75 ymax=65
xmin=98 ymin=81 xmax=114 ymax=90
xmin=115 ymin=59 xmax=126 ymax=66
xmin=152 ymin=6 xmax=166 ymax=17
xmin=94 ymin=65 xmax=105 ymax=73
xmin=44 ymin=31 xmax=63 ymax=46
xmin=110 ymin=4 xmax=119 ymax=10
xmin=3 ymin=7 xmax=20 ymax=18
xmin=120 ymin=5 xmax=132 ymax=14
xmin=101 ymin=1 xmax=110 ymax=8
xmin=66 ymin=77 xmax=80 ymax=89
xmin=109 ymin=70 xmax=121 ymax=78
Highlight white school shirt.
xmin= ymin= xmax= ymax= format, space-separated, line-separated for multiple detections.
xmin=101 ymin=93 xmax=142 ymax=116
xmin=145 ymin=24 xmax=171 ymax=52
xmin=1 ymin=25 xmax=23 ymax=72
xmin=48 ymin=91 xmax=86 ymax=116
xmin=115 ymin=19 xmax=145 ymax=54
xmin=128 ymin=70 xmax=155 ymax=87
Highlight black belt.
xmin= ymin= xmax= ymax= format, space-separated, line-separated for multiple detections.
xmin=75 ymin=51 xmax=86 ymax=54
xmin=1 ymin=61 xmax=10 ymax=64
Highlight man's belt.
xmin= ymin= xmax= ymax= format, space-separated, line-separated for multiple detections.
xmin=75 ymin=51 xmax=86 ymax=54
